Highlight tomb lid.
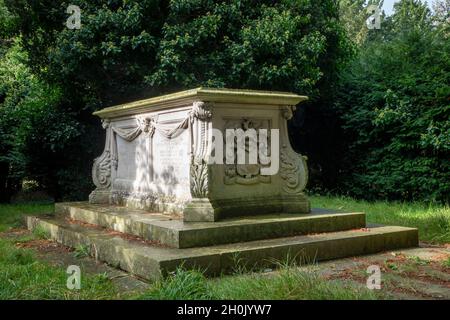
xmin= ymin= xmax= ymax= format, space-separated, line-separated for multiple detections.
xmin=93 ymin=87 xmax=308 ymax=118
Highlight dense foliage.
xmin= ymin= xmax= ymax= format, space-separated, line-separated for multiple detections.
xmin=336 ymin=0 xmax=450 ymax=202
xmin=1 ymin=0 xmax=348 ymax=201
xmin=0 ymin=0 xmax=448 ymax=203
xmin=0 ymin=41 xmax=94 ymax=200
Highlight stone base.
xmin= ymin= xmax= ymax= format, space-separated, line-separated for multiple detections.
xmin=205 ymin=194 xmax=311 ymax=222
xmin=281 ymin=194 xmax=311 ymax=213
xmin=90 ymin=191 xmax=310 ymax=222
xmin=183 ymin=198 xmax=217 ymax=222
xmin=88 ymin=189 xmax=111 ymax=204
xmin=110 ymin=192 xmax=185 ymax=215
xmin=182 ymin=195 xmax=311 ymax=222
xmin=55 ymin=202 xmax=364 ymax=248
xmin=26 ymin=214 xmax=419 ymax=281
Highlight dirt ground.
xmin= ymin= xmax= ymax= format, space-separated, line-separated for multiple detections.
xmin=299 ymin=243 xmax=450 ymax=299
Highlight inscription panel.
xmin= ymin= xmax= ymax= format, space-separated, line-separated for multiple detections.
xmin=116 ymin=136 xmax=138 ymax=181
xmin=152 ymin=130 xmax=190 ymax=186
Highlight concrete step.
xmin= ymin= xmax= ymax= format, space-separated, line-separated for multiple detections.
xmin=26 ymin=215 xmax=418 ymax=281
xmin=55 ymin=202 xmax=367 ymax=248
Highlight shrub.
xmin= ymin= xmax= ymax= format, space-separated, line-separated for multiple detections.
xmin=335 ymin=0 xmax=450 ymax=202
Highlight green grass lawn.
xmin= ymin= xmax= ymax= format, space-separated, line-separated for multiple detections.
xmin=310 ymin=196 xmax=450 ymax=243
xmin=0 ymin=240 xmax=121 ymax=299
xmin=139 ymin=266 xmax=379 ymax=300
xmin=0 ymin=196 xmax=448 ymax=300
xmin=0 ymin=202 xmax=54 ymax=232
xmin=0 ymin=202 xmax=124 ymax=299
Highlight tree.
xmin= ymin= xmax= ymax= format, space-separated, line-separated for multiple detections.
xmin=432 ymin=0 xmax=450 ymax=24
xmin=338 ymin=0 xmax=384 ymax=45
xmin=0 ymin=40 xmax=87 ymax=200
xmin=6 ymin=0 xmax=167 ymax=109
xmin=150 ymin=0 xmax=352 ymax=190
xmin=4 ymin=0 xmax=351 ymax=199
xmin=336 ymin=0 xmax=450 ymax=202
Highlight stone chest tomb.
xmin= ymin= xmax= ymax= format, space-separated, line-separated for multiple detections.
xmin=26 ymin=88 xmax=418 ymax=280
xmin=89 ymin=88 xmax=310 ymax=221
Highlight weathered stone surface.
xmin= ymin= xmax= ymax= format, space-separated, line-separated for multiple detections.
xmin=89 ymin=88 xmax=310 ymax=221
xmin=26 ymin=215 xmax=418 ymax=281
xmin=56 ymin=202 xmax=366 ymax=248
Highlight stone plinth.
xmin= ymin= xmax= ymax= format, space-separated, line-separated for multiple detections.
xmin=89 ymin=88 xmax=310 ymax=222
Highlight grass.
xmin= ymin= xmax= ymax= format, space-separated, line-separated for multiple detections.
xmin=137 ymin=267 xmax=379 ymax=300
xmin=209 ymin=269 xmax=378 ymax=300
xmin=32 ymin=225 xmax=51 ymax=239
xmin=0 ymin=196 xmax=448 ymax=300
xmin=73 ymin=244 xmax=91 ymax=259
xmin=0 ymin=239 xmax=120 ymax=299
xmin=310 ymin=195 xmax=450 ymax=243
xmin=407 ymin=256 xmax=430 ymax=266
xmin=442 ymin=257 xmax=450 ymax=269
xmin=139 ymin=268 xmax=213 ymax=300
xmin=0 ymin=202 xmax=53 ymax=232
xmin=0 ymin=202 xmax=122 ymax=299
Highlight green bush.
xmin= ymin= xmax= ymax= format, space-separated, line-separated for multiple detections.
xmin=150 ymin=1 xmax=343 ymax=95
xmin=4 ymin=0 xmax=446 ymax=203
xmin=336 ymin=0 xmax=450 ymax=202
xmin=6 ymin=0 xmax=166 ymax=109
xmin=0 ymin=41 xmax=93 ymax=200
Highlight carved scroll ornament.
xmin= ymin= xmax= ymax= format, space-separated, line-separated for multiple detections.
xmin=281 ymin=105 xmax=296 ymax=120
xmin=189 ymin=101 xmax=212 ymax=197
xmin=280 ymin=147 xmax=308 ymax=194
xmin=92 ymin=119 xmax=113 ymax=190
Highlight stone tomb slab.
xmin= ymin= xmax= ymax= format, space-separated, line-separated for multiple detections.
xmin=26 ymin=215 xmax=419 ymax=281
xmin=56 ymin=202 xmax=366 ymax=248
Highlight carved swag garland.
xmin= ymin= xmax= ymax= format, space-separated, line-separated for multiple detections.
xmin=92 ymin=102 xmax=212 ymax=198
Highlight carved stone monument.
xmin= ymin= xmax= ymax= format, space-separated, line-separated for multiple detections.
xmin=26 ymin=87 xmax=418 ymax=279
xmin=89 ymin=88 xmax=310 ymax=222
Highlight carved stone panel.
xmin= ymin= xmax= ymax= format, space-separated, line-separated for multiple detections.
xmin=223 ymin=118 xmax=272 ymax=185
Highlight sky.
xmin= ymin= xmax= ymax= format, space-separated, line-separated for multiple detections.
xmin=382 ymin=0 xmax=434 ymax=15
